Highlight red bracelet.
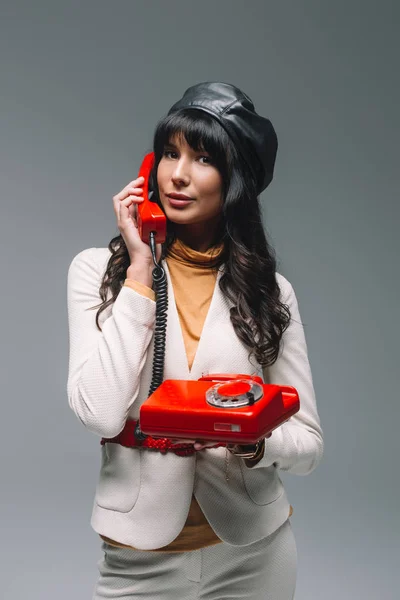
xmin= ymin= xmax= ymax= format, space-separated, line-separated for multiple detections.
xmin=101 ymin=419 xmax=226 ymax=457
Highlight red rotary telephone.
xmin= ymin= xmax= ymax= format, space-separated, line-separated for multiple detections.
xmin=140 ymin=373 xmax=299 ymax=445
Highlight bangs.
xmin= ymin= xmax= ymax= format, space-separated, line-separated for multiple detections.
xmin=153 ymin=109 xmax=231 ymax=169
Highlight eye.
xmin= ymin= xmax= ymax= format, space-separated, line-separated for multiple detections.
xmin=163 ymin=150 xmax=178 ymax=159
xmin=198 ymin=155 xmax=212 ymax=165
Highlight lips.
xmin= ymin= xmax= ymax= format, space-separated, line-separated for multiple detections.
xmin=166 ymin=193 xmax=194 ymax=201
xmin=165 ymin=192 xmax=194 ymax=208
xmin=167 ymin=197 xmax=194 ymax=208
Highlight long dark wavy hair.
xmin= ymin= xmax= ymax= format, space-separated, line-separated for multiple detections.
xmin=92 ymin=108 xmax=291 ymax=367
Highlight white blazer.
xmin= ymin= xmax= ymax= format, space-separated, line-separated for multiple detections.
xmin=67 ymin=247 xmax=323 ymax=549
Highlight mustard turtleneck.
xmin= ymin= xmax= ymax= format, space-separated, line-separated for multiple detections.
xmin=125 ymin=237 xmax=225 ymax=372
xmin=166 ymin=236 xmax=224 ymax=268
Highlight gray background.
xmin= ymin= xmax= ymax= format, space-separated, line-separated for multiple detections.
xmin=1 ymin=1 xmax=399 ymax=598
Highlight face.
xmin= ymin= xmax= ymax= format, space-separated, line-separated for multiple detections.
xmin=157 ymin=133 xmax=223 ymax=246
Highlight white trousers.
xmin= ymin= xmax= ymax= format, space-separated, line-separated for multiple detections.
xmin=92 ymin=519 xmax=297 ymax=600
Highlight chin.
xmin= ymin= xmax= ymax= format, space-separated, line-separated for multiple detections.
xmin=166 ymin=215 xmax=196 ymax=226
xmin=163 ymin=206 xmax=196 ymax=221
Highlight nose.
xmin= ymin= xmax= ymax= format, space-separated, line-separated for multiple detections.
xmin=171 ymin=158 xmax=190 ymax=186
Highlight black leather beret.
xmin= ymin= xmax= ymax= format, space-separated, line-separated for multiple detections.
xmin=168 ymin=82 xmax=278 ymax=193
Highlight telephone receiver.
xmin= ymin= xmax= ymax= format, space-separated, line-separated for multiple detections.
xmin=137 ymin=152 xmax=167 ymax=245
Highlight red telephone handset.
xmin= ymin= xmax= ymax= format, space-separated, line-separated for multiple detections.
xmin=137 ymin=152 xmax=167 ymax=245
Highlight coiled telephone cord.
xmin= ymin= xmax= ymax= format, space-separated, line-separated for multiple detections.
xmin=134 ymin=231 xmax=168 ymax=441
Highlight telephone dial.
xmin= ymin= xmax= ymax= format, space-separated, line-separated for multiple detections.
xmin=132 ymin=153 xmax=299 ymax=444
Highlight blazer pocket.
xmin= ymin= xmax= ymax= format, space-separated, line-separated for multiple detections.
xmin=239 ymin=462 xmax=283 ymax=506
xmin=95 ymin=444 xmax=141 ymax=513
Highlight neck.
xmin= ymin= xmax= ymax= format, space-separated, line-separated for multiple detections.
xmin=173 ymin=219 xmax=223 ymax=252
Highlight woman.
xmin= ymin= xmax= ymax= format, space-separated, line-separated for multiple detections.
xmin=67 ymin=82 xmax=323 ymax=599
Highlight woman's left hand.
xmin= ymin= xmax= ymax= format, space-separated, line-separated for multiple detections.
xmin=171 ymin=439 xmax=222 ymax=450
xmin=193 ymin=440 xmax=223 ymax=450
xmin=171 ymin=433 xmax=271 ymax=451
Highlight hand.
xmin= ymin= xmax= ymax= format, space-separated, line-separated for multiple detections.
xmin=112 ymin=176 xmax=162 ymax=266
xmin=171 ymin=432 xmax=272 ymax=452
xmin=226 ymin=432 xmax=272 ymax=453
xmin=171 ymin=439 xmax=222 ymax=450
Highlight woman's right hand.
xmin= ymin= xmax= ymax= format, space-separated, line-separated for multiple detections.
xmin=112 ymin=176 xmax=162 ymax=268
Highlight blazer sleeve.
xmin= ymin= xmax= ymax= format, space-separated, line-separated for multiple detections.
xmin=246 ymin=274 xmax=324 ymax=475
xmin=67 ymin=247 xmax=156 ymax=438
